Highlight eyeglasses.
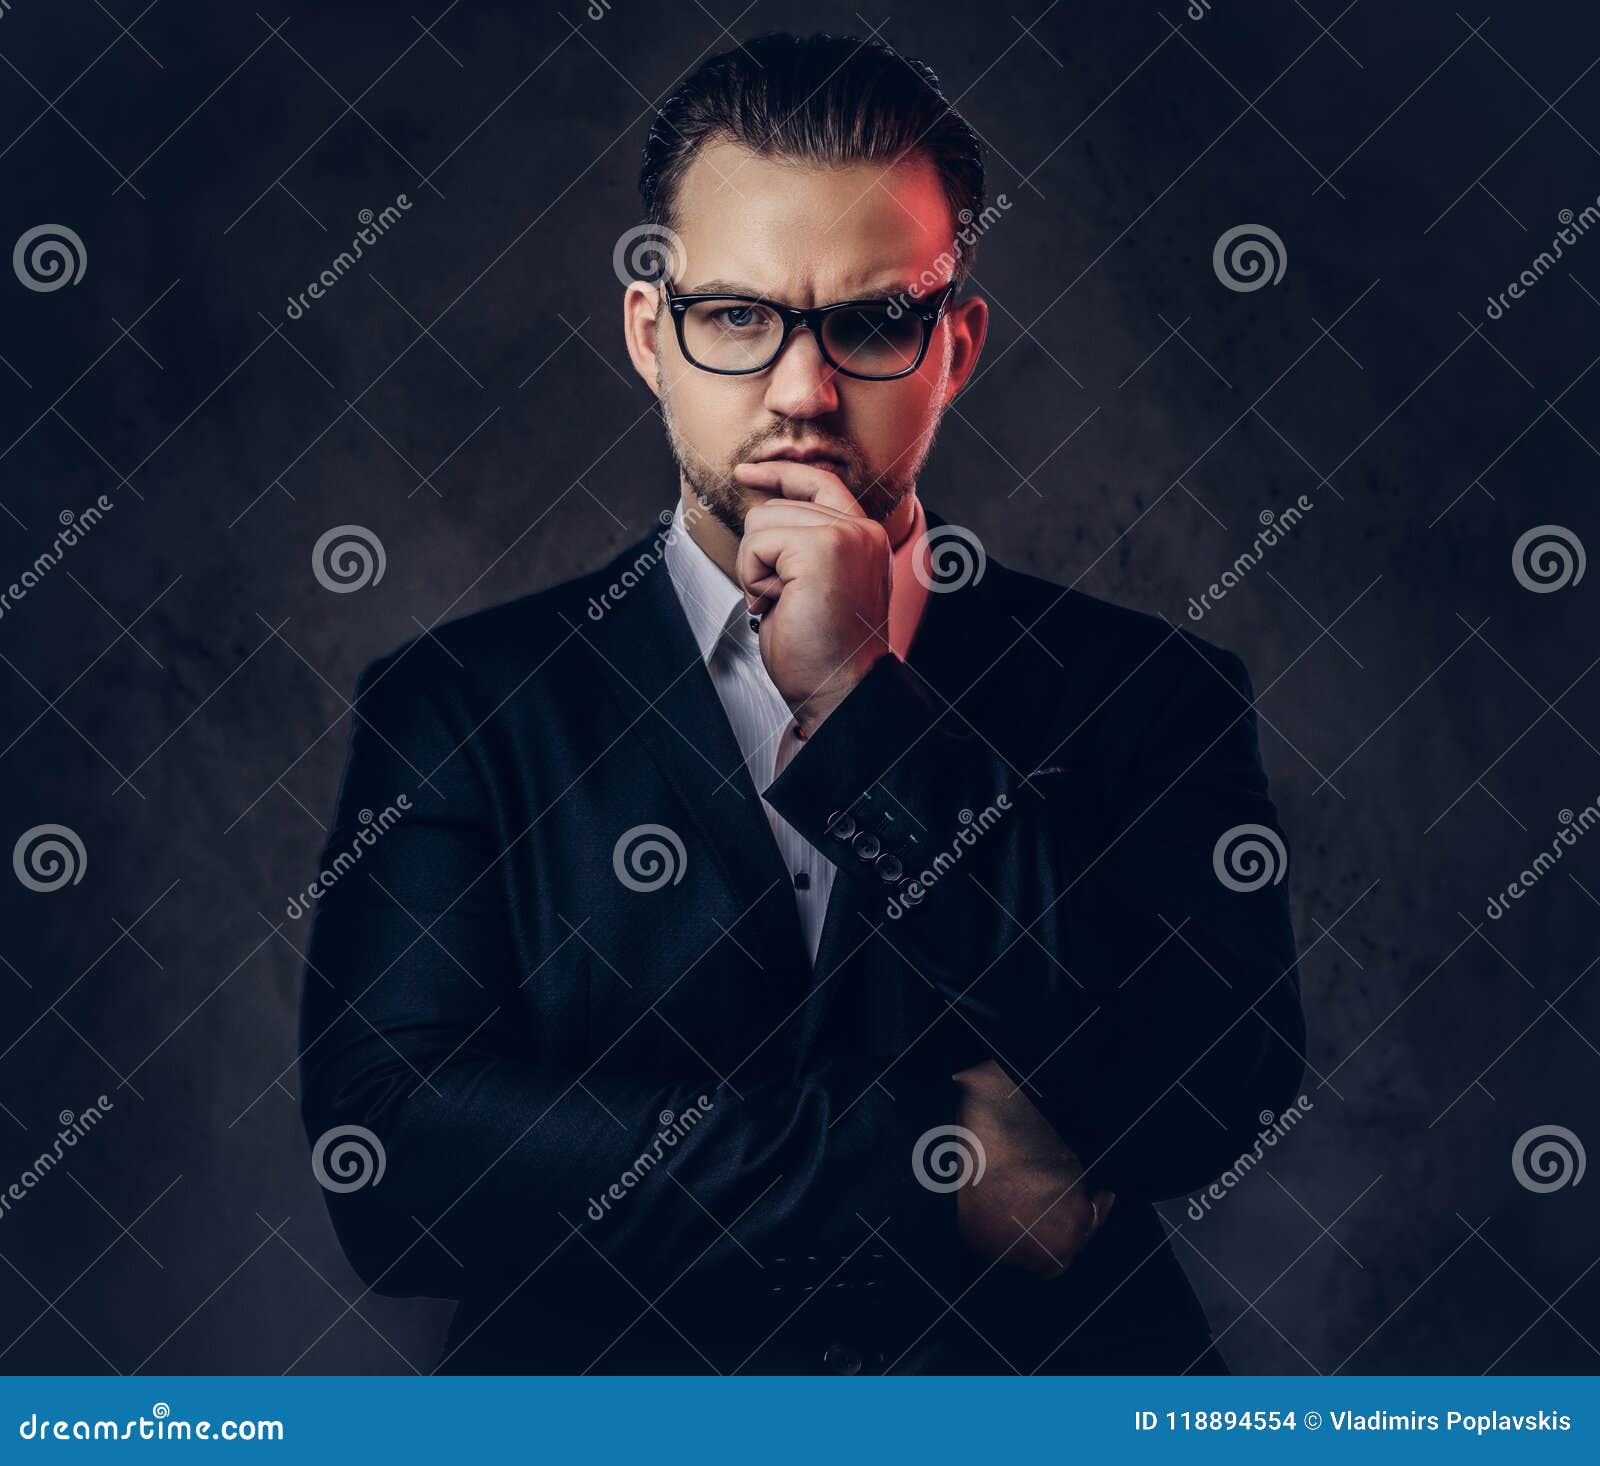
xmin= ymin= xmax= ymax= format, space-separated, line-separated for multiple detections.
xmin=661 ymin=278 xmax=956 ymax=381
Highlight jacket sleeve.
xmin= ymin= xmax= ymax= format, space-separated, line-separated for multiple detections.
xmin=297 ymin=646 xmax=961 ymax=1305
xmin=763 ymin=639 xmax=1307 ymax=1205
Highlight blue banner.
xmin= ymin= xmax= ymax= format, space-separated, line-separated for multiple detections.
xmin=0 ymin=1376 xmax=1591 ymax=1461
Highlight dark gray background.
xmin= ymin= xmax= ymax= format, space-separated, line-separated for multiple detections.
xmin=1 ymin=0 xmax=1596 ymax=1375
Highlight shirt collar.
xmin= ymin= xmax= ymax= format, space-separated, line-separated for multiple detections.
xmin=663 ymin=494 xmax=930 ymax=667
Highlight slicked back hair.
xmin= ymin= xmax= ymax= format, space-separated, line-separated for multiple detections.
xmin=638 ymin=32 xmax=987 ymax=286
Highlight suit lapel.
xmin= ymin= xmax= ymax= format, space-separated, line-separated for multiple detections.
xmin=582 ymin=530 xmax=813 ymax=995
xmin=579 ymin=505 xmax=1003 ymax=1068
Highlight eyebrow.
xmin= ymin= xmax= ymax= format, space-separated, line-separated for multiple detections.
xmin=680 ymin=279 xmax=922 ymax=304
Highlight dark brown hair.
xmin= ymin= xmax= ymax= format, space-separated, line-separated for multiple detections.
xmin=638 ymin=32 xmax=986 ymax=284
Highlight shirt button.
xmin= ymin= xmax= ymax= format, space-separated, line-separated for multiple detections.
xmin=853 ymin=830 xmax=881 ymax=860
xmin=823 ymin=1342 xmax=863 ymax=1375
xmin=875 ymin=853 xmax=903 ymax=882
xmin=827 ymin=810 xmax=857 ymax=841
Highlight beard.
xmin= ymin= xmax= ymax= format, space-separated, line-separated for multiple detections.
xmin=658 ymin=369 xmax=923 ymax=539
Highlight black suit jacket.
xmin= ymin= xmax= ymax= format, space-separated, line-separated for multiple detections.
xmin=298 ymin=505 xmax=1306 ymax=1375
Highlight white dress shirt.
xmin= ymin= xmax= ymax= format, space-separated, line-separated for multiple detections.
xmin=662 ymin=494 xmax=930 ymax=965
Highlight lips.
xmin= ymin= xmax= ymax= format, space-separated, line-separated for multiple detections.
xmin=752 ymin=449 xmax=849 ymax=472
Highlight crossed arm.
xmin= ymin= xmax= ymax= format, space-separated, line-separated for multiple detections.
xmin=298 ymin=648 xmax=962 ymax=1305
xmin=764 ymin=636 xmax=1308 ymax=1204
xmin=299 ymin=633 xmax=1304 ymax=1305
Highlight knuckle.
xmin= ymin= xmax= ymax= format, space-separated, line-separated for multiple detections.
xmin=855 ymin=520 xmax=890 ymax=556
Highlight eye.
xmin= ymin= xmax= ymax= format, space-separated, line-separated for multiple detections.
xmin=710 ymin=303 xmax=770 ymax=331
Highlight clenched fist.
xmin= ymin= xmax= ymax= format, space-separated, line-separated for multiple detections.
xmin=731 ymin=461 xmax=895 ymax=736
xmin=952 ymin=1058 xmax=1115 ymax=1279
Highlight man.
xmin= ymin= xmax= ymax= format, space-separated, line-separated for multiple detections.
xmin=300 ymin=32 xmax=1305 ymax=1375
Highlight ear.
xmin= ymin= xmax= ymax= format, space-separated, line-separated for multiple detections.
xmin=623 ymin=280 xmax=665 ymax=396
xmin=941 ymin=293 xmax=988 ymax=404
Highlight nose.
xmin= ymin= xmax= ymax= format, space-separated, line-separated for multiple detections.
xmin=761 ymin=322 xmax=840 ymax=420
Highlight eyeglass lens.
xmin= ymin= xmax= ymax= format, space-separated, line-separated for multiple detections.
xmin=681 ymin=299 xmax=925 ymax=377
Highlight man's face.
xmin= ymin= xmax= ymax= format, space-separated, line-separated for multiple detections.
xmin=628 ymin=137 xmax=985 ymax=541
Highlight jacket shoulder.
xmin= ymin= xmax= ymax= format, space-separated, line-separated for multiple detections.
xmin=989 ymin=559 xmax=1251 ymax=690
xmin=354 ymin=536 xmax=659 ymax=700
xmin=980 ymin=561 xmax=1264 ymax=789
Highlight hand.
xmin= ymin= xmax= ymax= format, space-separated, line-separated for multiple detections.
xmin=951 ymin=1058 xmax=1115 ymax=1279
xmin=731 ymin=461 xmax=893 ymax=736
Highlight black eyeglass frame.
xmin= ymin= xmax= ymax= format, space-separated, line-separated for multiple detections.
xmin=660 ymin=277 xmax=958 ymax=381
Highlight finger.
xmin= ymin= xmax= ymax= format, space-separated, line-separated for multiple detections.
xmin=740 ymin=500 xmax=852 ymax=533
xmin=736 ymin=519 xmax=877 ymax=611
xmin=735 ymin=525 xmax=810 ymax=608
xmin=735 ymin=523 xmax=846 ymax=585
xmin=733 ymin=459 xmax=862 ymax=517
xmin=745 ymin=584 xmax=781 ymax=613
xmin=742 ymin=575 xmax=783 ymax=612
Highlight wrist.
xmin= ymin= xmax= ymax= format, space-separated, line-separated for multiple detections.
xmin=791 ymin=648 xmax=892 ymax=736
